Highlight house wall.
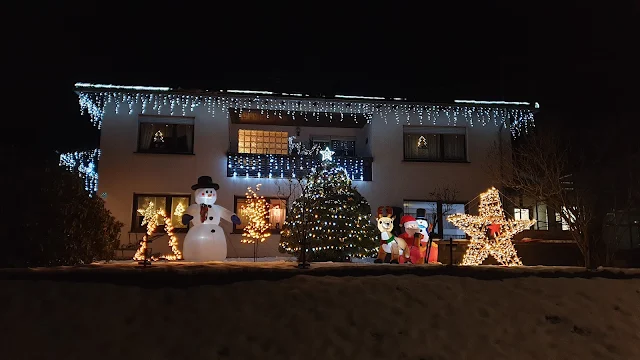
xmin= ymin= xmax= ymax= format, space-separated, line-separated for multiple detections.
xmin=97 ymin=99 xmax=513 ymax=258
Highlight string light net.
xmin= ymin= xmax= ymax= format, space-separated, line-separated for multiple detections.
xmin=241 ymin=184 xmax=271 ymax=244
xmin=279 ymin=162 xmax=378 ymax=261
xmin=447 ymin=187 xmax=535 ymax=266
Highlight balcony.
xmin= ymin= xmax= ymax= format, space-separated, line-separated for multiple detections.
xmin=227 ymin=153 xmax=372 ymax=181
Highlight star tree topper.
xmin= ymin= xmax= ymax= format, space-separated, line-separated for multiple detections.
xmin=320 ymin=147 xmax=335 ymax=161
xmin=447 ymin=187 xmax=536 ymax=266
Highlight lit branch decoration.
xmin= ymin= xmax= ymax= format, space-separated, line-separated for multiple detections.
xmin=241 ymin=184 xmax=271 ymax=244
xmin=447 ymin=187 xmax=535 ymax=266
xmin=133 ymin=203 xmax=183 ymax=261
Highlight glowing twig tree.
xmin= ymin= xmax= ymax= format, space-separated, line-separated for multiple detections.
xmin=241 ymin=184 xmax=271 ymax=261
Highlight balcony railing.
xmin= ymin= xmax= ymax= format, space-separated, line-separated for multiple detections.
xmin=227 ymin=152 xmax=372 ymax=181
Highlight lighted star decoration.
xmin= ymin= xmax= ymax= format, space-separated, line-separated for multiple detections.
xmin=320 ymin=147 xmax=335 ymax=161
xmin=447 ymin=187 xmax=536 ymax=266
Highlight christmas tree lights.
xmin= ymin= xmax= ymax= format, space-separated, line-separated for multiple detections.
xmin=240 ymin=184 xmax=271 ymax=244
xmin=279 ymin=161 xmax=378 ymax=261
xmin=447 ymin=187 xmax=535 ymax=266
xmin=75 ymin=83 xmax=535 ymax=136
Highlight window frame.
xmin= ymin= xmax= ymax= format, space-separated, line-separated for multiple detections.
xmin=403 ymin=199 xmax=470 ymax=240
xmin=310 ymin=135 xmax=357 ymax=156
xmin=136 ymin=115 xmax=195 ymax=155
xmin=232 ymin=195 xmax=287 ymax=234
xmin=402 ymin=126 xmax=468 ymax=163
xmin=131 ymin=193 xmax=192 ymax=233
xmin=237 ymin=129 xmax=289 ymax=155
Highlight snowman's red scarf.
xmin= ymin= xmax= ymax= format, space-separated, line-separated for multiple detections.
xmin=200 ymin=204 xmax=208 ymax=223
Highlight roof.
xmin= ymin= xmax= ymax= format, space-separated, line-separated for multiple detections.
xmin=74 ymin=83 xmax=539 ymax=109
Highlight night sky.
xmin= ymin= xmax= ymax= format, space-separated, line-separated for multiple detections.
xmin=11 ymin=1 xmax=639 ymax=156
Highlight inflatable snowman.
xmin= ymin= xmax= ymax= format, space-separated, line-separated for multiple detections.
xmin=181 ymin=176 xmax=241 ymax=261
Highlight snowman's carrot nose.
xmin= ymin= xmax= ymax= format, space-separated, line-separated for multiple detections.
xmin=207 ymin=194 xmax=213 ymax=197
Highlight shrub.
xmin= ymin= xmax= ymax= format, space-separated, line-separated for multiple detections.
xmin=2 ymin=164 xmax=123 ymax=267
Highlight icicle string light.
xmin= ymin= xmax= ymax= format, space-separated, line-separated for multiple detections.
xmin=75 ymin=83 xmax=536 ymax=136
xmin=59 ymin=149 xmax=100 ymax=195
xmin=447 ymin=187 xmax=536 ymax=266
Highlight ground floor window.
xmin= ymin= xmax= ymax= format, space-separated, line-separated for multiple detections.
xmin=233 ymin=196 xmax=287 ymax=234
xmin=132 ymin=194 xmax=191 ymax=233
xmin=403 ymin=200 xmax=467 ymax=239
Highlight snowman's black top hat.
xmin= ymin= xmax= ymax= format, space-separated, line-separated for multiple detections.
xmin=416 ymin=208 xmax=427 ymax=220
xmin=191 ymin=176 xmax=220 ymax=190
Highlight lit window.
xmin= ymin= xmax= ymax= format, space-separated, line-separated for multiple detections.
xmin=311 ymin=137 xmax=356 ymax=156
xmin=514 ymin=208 xmax=530 ymax=220
xmin=132 ymin=194 xmax=191 ymax=233
xmin=137 ymin=116 xmax=194 ymax=154
xmin=238 ymin=129 xmax=288 ymax=155
xmin=403 ymin=126 xmax=467 ymax=161
xmin=403 ymin=200 xmax=467 ymax=239
xmin=234 ymin=196 xmax=287 ymax=233
xmin=556 ymin=207 xmax=575 ymax=231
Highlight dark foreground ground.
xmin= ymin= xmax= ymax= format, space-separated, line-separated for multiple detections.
xmin=1 ymin=263 xmax=639 ymax=360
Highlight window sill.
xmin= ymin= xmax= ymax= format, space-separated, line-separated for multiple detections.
xmin=231 ymin=230 xmax=282 ymax=235
xmin=402 ymin=159 xmax=470 ymax=164
xmin=130 ymin=229 xmax=189 ymax=234
xmin=134 ymin=151 xmax=195 ymax=156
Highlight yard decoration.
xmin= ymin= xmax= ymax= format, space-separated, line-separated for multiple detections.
xmin=447 ymin=187 xmax=535 ymax=266
xmin=374 ymin=206 xmax=406 ymax=264
xmin=240 ymin=184 xmax=271 ymax=261
xmin=181 ymin=176 xmax=241 ymax=262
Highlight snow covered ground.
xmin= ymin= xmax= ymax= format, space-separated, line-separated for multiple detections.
xmin=2 ymin=264 xmax=639 ymax=360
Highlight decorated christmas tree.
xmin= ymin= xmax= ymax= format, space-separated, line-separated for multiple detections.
xmin=279 ymin=160 xmax=378 ymax=262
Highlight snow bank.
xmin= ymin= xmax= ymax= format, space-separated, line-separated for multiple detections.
xmin=2 ymin=267 xmax=639 ymax=360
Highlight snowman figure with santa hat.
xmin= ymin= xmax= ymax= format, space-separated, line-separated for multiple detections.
xmin=181 ymin=176 xmax=241 ymax=261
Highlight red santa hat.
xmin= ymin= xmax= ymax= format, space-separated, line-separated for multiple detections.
xmin=400 ymin=215 xmax=419 ymax=228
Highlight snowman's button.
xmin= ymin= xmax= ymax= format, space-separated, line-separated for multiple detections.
xmin=209 ymin=217 xmax=213 ymax=220
xmin=208 ymin=205 xmax=212 ymax=208
xmin=211 ymin=229 xmax=216 ymax=233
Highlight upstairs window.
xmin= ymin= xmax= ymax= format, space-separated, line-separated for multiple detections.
xmin=311 ymin=136 xmax=356 ymax=156
xmin=138 ymin=116 xmax=194 ymax=154
xmin=403 ymin=126 xmax=467 ymax=162
xmin=238 ymin=129 xmax=288 ymax=155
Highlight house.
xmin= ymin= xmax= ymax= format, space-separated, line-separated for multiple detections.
xmin=62 ymin=82 xmax=550 ymax=261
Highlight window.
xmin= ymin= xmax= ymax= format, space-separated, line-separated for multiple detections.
xmin=311 ymin=136 xmax=356 ymax=156
xmin=403 ymin=126 xmax=466 ymax=161
xmin=556 ymin=207 xmax=575 ymax=231
xmin=233 ymin=196 xmax=287 ymax=233
xmin=514 ymin=208 xmax=530 ymax=220
xmin=442 ymin=203 xmax=466 ymax=238
xmin=132 ymin=194 xmax=191 ymax=233
xmin=238 ymin=129 xmax=288 ymax=154
xmin=137 ymin=116 xmax=194 ymax=154
xmin=403 ymin=200 xmax=467 ymax=239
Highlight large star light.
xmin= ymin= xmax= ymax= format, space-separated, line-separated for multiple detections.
xmin=447 ymin=187 xmax=535 ymax=266
xmin=320 ymin=147 xmax=335 ymax=161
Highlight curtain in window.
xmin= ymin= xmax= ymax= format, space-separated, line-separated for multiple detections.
xmin=442 ymin=134 xmax=465 ymax=160
xmin=139 ymin=123 xmax=155 ymax=150
xmin=404 ymin=134 xmax=439 ymax=160
xmin=176 ymin=125 xmax=194 ymax=153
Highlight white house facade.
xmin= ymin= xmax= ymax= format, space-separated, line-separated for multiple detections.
xmin=61 ymin=83 xmax=539 ymax=260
